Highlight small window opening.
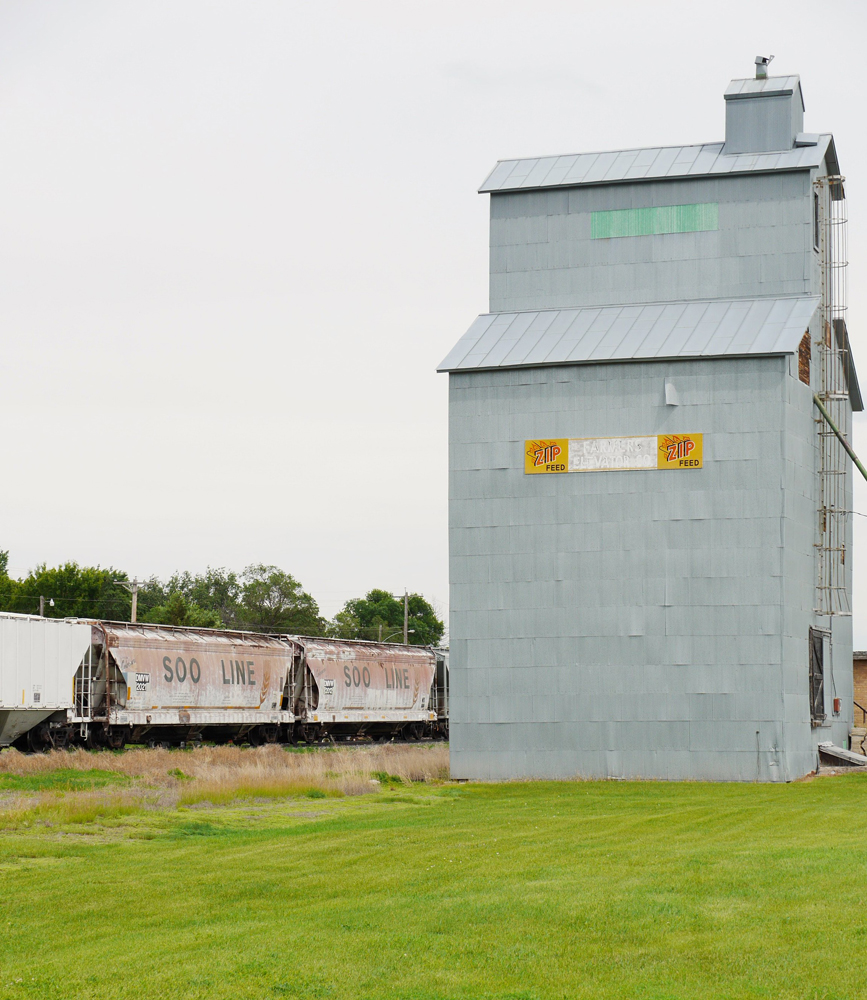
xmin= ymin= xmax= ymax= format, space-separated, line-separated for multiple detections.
xmin=813 ymin=191 xmax=820 ymax=251
xmin=809 ymin=628 xmax=826 ymax=723
xmin=798 ymin=331 xmax=811 ymax=385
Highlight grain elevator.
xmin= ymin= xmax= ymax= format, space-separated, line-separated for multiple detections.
xmin=438 ymin=61 xmax=860 ymax=781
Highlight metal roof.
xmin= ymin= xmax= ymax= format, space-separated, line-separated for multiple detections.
xmin=724 ymin=75 xmax=804 ymax=107
xmin=95 ymin=620 xmax=290 ymax=648
xmin=438 ymin=296 xmax=819 ymax=372
xmin=478 ymin=135 xmax=832 ymax=194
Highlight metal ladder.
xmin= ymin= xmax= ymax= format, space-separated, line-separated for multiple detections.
xmin=814 ymin=174 xmax=851 ymax=617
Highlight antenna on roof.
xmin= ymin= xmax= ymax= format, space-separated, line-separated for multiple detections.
xmin=755 ymin=55 xmax=774 ymax=79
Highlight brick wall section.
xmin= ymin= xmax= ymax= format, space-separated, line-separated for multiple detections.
xmin=798 ymin=332 xmax=811 ymax=385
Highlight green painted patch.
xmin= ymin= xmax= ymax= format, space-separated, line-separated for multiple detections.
xmin=591 ymin=202 xmax=719 ymax=238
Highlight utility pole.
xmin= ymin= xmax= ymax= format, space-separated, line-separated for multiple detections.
xmin=391 ymin=591 xmax=410 ymax=643
xmin=115 ymin=578 xmax=145 ymax=623
xmin=39 ymin=596 xmax=44 ymax=617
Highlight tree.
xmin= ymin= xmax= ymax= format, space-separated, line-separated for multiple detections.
xmin=0 ymin=558 xmax=132 ymax=620
xmin=142 ymin=591 xmax=222 ymax=629
xmin=329 ymin=607 xmax=362 ymax=640
xmin=0 ymin=550 xmax=16 ymax=610
xmin=134 ymin=576 xmax=171 ymax=622
xmin=180 ymin=567 xmax=241 ymax=625
xmin=137 ymin=568 xmax=241 ymax=626
xmin=236 ymin=564 xmax=325 ymax=635
xmin=329 ymin=589 xmax=444 ymax=646
xmin=0 ymin=552 xmax=325 ymax=636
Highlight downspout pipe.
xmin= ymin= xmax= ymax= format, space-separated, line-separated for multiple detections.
xmin=813 ymin=394 xmax=867 ymax=484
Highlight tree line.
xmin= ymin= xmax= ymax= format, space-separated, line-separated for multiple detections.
xmin=0 ymin=551 xmax=445 ymax=646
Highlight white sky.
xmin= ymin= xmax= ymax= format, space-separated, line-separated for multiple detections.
xmin=2 ymin=0 xmax=867 ymax=640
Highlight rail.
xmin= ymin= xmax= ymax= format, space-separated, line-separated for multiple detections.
xmin=855 ymin=700 xmax=867 ymax=726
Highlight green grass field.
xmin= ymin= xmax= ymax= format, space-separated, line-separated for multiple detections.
xmin=0 ymin=752 xmax=866 ymax=1000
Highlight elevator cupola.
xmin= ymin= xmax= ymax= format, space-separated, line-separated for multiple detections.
xmin=724 ymin=66 xmax=805 ymax=154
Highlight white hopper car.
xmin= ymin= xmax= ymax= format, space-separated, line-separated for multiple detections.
xmin=0 ymin=614 xmax=448 ymax=751
xmin=0 ymin=614 xmax=92 ymax=747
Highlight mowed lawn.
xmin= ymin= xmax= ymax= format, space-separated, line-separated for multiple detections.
xmin=1 ymin=767 xmax=867 ymax=1000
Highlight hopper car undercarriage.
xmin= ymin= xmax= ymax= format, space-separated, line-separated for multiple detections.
xmin=17 ymin=718 xmax=446 ymax=753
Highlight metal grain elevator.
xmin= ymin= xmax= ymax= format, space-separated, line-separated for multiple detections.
xmin=438 ymin=62 xmax=861 ymax=781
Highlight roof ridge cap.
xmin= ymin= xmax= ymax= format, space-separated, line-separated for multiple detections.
xmin=488 ymin=139 xmax=723 ymax=166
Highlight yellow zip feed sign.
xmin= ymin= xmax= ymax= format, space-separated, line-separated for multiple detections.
xmin=524 ymin=434 xmax=703 ymax=474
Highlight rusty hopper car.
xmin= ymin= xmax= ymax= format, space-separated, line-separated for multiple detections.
xmin=2 ymin=616 xmax=448 ymax=748
xmin=0 ymin=614 xmax=92 ymax=749
xmin=73 ymin=621 xmax=300 ymax=748
xmin=291 ymin=637 xmax=440 ymax=742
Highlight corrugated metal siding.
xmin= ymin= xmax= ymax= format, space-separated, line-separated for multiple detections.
xmin=448 ymin=355 xmax=849 ymax=781
xmin=438 ymin=296 xmax=818 ymax=372
xmin=488 ymin=173 xmax=814 ymax=312
xmin=479 ymin=135 xmax=829 ymax=193
xmin=724 ymin=92 xmax=804 ymax=156
xmin=0 ymin=616 xmax=91 ymax=710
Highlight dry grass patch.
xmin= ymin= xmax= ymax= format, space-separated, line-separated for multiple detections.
xmin=0 ymin=744 xmax=449 ymax=827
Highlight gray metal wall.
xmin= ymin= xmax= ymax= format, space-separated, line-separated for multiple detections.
xmin=489 ymin=172 xmax=813 ymax=313
xmin=724 ymin=94 xmax=804 ymax=155
xmin=448 ymin=349 xmax=853 ymax=781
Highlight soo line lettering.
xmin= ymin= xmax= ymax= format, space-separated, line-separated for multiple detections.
xmin=162 ymin=657 xmax=258 ymax=685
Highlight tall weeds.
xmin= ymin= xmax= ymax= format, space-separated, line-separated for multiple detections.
xmin=0 ymin=744 xmax=450 ymax=828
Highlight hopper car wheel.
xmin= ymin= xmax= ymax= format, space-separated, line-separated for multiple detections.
xmin=18 ymin=725 xmax=50 ymax=754
xmin=247 ymin=727 xmax=278 ymax=747
xmin=105 ymin=730 xmax=126 ymax=751
xmin=32 ymin=726 xmax=52 ymax=753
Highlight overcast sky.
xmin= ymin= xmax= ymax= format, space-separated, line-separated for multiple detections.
xmin=2 ymin=0 xmax=867 ymax=638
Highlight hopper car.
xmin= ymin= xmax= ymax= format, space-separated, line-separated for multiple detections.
xmin=0 ymin=613 xmax=448 ymax=751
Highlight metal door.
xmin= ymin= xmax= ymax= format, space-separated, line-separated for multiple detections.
xmin=809 ymin=628 xmax=826 ymax=723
